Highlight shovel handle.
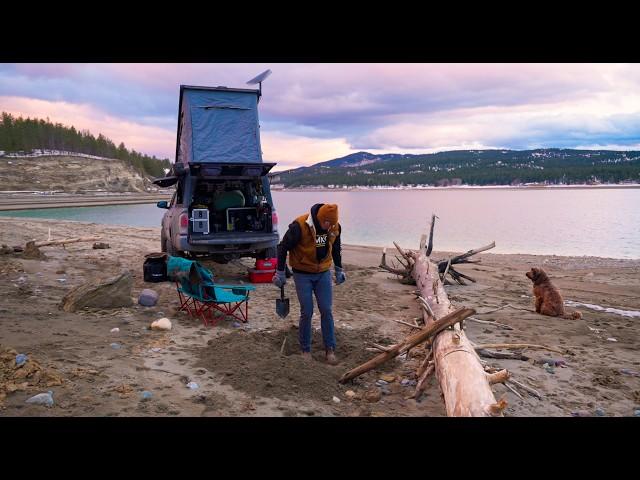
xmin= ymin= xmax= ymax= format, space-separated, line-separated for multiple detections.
xmin=280 ymin=284 xmax=285 ymax=300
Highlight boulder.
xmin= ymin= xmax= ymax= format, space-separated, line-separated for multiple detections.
xmin=138 ymin=289 xmax=159 ymax=307
xmin=60 ymin=271 xmax=133 ymax=312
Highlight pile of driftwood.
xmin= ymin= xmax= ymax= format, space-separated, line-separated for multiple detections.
xmin=340 ymin=215 xmax=509 ymax=416
xmin=340 ymin=215 xmax=565 ymax=416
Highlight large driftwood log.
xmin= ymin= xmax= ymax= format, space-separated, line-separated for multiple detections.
xmin=409 ymin=250 xmax=505 ymax=417
xmin=339 ymin=307 xmax=474 ymax=384
xmin=473 ymin=343 xmax=564 ymax=354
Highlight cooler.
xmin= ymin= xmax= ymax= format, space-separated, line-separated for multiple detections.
xmin=256 ymin=258 xmax=278 ymax=270
xmin=248 ymin=268 xmax=275 ymax=283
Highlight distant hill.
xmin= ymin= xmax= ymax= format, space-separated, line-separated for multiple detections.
xmin=0 ymin=154 xmax=154 ymax=193
xmin=273 ymin=149 xmax=640 ymax=187
xmin=313 ymin=151 xmax=407 ymax=168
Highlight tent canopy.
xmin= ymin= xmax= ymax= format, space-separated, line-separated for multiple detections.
xmin=176 ymin=86 xmax=263 ymax=165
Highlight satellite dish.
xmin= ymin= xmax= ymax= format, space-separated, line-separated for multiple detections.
xmin=247 ymin=69 xmax=272 ymax=85
xmin=246 ymin=69 xmax=272 ymax=102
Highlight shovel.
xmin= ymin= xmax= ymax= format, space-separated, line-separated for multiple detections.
xmin=276 ymin=285 xmax=290 ymax=318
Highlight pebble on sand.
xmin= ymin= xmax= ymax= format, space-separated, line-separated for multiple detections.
xmin=151 ymin=318 xmax=172 ymax=331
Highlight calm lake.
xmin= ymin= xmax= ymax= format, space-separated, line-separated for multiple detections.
xmin=1 ymin=189 xmax=638 ymax=259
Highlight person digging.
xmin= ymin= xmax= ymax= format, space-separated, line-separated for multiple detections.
xmin=272 ymin=203 xmax=346 ymax=365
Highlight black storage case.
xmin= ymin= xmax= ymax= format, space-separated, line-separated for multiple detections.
xmin=143 ymin=253 xmax=168 ymax=282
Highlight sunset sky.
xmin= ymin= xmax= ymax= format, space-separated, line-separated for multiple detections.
xmin=1 ymin=63 xmax=639 ymax=171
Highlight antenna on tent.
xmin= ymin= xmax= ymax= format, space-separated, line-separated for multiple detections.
xmin=246 ymin=69 xmax=272 ymax=102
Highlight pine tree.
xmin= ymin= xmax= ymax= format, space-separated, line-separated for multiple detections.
xmin=0 ymin=111 xmax=171 ymax=177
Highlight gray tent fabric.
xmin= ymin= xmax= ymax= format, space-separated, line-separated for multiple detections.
xmin=178 ymin=87 xmax=263 ymax=165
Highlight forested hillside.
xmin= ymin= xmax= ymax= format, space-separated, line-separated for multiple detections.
xmin=0 ymin=112 xmax=171 ymax=178
xmin=275 ymin=149 xmax=640 ymax=187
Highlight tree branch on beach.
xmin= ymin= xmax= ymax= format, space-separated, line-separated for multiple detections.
xmin=405 ymin=246 xmax=505 ymax=416
xmin=353 ymin=215 xmax=505 ymax=416
xmin=31 ymin=236 xmax=102 ymax=248
xmin=380 ymin=212 xmax=495 ymax=286
xmin=339 ymin=307 xmax=475 ymax=384
xmin=434 ymin=241 xmax=496 ymax=285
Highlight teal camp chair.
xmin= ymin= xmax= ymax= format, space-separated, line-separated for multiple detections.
xmin=167 ymin=256 xmax=256 ymax=326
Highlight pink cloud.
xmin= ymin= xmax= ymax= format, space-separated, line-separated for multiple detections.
xmin=3 ymin=63 xmax=639 ymax=167
xmin=261 ymin=131 xmax=353 ymax=171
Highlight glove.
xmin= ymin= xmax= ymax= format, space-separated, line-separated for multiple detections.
xmin=334 ymin=266 xmax=346 ymax=285
xmin=272 ymin=270 xmax=287 ymax=288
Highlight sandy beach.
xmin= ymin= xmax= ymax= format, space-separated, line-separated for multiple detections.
xmin=1 ymin=216 xmax=639 ymax=417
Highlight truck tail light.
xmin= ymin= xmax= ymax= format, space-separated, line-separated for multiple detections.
xmin=271 ymin=211 xmax=278 ymax=233
xmin=179 ymin=212 xmax=189 ymax=234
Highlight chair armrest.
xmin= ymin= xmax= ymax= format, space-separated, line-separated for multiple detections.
xmin=215 ymin=284 xmax=256 ymax=291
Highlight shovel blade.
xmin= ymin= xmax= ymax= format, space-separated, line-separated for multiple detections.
xmin=276 ymin=298 xmax=290 ymax=318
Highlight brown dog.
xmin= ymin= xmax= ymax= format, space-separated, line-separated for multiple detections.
xmin=525 ymin=267 xmax=582 ymax=319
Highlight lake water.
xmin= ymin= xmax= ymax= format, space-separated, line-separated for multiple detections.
xmin=1 ymin=189 xmax=638 ymax=259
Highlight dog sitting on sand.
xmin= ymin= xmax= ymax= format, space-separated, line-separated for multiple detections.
xmin=525 ymin=267 xmax=582 ymax=319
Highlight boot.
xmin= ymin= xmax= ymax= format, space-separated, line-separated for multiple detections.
xmin=301 ymin=351 xmax=312 ymax=361
xmin=325 ymin=349 xmax=338 ymax=365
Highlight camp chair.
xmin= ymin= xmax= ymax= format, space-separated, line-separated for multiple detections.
xmin=167 ymin=256 xmax=255 ymax=327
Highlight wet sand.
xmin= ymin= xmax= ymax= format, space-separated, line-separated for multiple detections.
xmin=1 ymin=216 xmax=639 ymax=417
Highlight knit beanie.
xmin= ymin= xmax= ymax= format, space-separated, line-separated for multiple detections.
xmin=317 ymin=204 xmax=338 ymax=226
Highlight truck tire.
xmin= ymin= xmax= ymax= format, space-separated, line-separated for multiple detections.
xmin=160 ymin=232 xmax=167 ymax=253
xmin=165 ymin=237 xmax=178 ymax=256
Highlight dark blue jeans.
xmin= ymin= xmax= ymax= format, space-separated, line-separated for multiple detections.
xmin=293 ymin=270 xmax=336 ymax=353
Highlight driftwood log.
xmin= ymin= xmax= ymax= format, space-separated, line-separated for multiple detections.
xmin=22 ymin=236 xmax=103 ymax=259
xmin=339 ymin=307 xmax=475 ymax=383
xmin=409 ymin=248 xmax=506 ymax=416
xmin=33 ymin=236 xmax=102 ymax=247
xmin=376 ymin=214 xmax=507 ymax=416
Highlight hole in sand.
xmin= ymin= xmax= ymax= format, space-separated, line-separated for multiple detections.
xmin=195 ymin=327 xmax=396 ymax=402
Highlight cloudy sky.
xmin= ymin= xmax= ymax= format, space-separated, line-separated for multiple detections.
xmin=1 ymin=63 xmax=639 ymax=171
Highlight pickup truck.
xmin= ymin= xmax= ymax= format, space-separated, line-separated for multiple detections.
xmin=154 ymin=84 xmax=279 ymax=263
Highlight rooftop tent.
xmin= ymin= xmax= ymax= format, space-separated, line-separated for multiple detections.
xmin=176 ymin=86 xmax=263 ymax=165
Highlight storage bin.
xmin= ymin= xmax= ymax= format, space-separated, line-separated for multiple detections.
xmin=248 ymin=268 xmax=275 ymax=283
xmin=143 ymin=255 xmax=168 ymax=282
xmin=256 ymin=258 xmax=278 ymax=270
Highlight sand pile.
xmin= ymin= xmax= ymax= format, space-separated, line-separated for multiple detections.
xmin=0 ymin=346 xmax=65 ymax=405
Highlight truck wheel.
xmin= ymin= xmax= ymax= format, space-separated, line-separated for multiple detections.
xmin=165 ymin=238 xmax=178 ymax=256
xmin=160 ymin=232 xmax=167 ymax=252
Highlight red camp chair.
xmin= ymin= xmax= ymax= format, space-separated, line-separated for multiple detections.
xmin=176 ymin=281 xmax=255 ymax=327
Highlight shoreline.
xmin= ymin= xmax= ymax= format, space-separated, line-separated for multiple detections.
xmin=0 ymin=183 xmax=638 ymax=210
xmin=272 ymin=184 xmax=640 ymax=192
xmin=0 ymin=215 xmax=638 ymax=264
xmin=0 ymin=193 xmax=172 ymax=211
